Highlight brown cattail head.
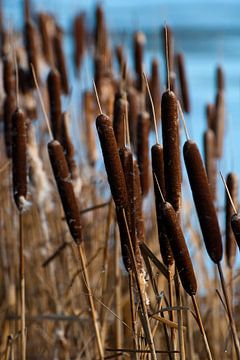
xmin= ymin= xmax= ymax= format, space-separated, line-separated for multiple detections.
xmin=161 ymin=90 xmax=181 ymax=212
xmin=47 ymin=68 xmax=62 ymax=141
xmin=216 ymin=65 xmax=224 ymax=92
xmin=226 ymin=173 xmax=238 ymax=268
xmin=183 ymin=140 xmax=222 ymax=263
xmin=151 ymin=144 xmax=174 ymax=267
xmin=113 ymin=92 xmax=128 ymax=148
xmin=48 ymin=140 xmax=82 ymax=244
xmin=214 ymin=90 xmax=225 ymax=158
xmin=176 ymin=53 xmax=190 ymax=113
xmin=203 ymin=129 xmax=217 ymax=201
xmin=133 ymin=159 xmax=145 ymax=245
xmin=137 ymin=111 xmax=150 ymax=197
xmin=161 ymin=201 xmax=197 ymax=295
xmin=96 ymin=114 xmax=128 ymax=209
xmin=53 ymin=25 xmax=69 ymax=94
xmin=231 ymin=214 xmax=240 ymax=250
xmin=134 ymin=31 xmax=145 ymax=92
xmin=206 ymin=103 xmax=215 ymax=130
xmin=3 ymin=56 xmax=15 ymax=95
xmin=25 ymin=19 xmax=39 ymax=86
xmin=12 ymin=108 xmax=27 ymax=211
xmin=73 ymin=13 xmax=86 ymax=74
xmin=3 ymin=95 xmax=16 ymax=158
xmin=94 ymin=5 xmax=108 ymax=58
xmin=38 ymin=12 xmax=55 ymax=67
xmin=148 ymin=58 xmax=161 ymax=126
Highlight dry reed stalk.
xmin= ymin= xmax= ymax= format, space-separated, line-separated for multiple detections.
xmin=161 ymin=90 xmax=181 ymax=212
xmin=83 ymin=90 xmax=98 ymax=166
xmin=114 ymin=221 xmax=123 ymax=351
xmin=53 ymin=25 xmax=69 ymax=94
xmin=149 ymin=58 xmax=161 ymax=125
xmin=203 ymin=129 xmax=217 ymax=201
xmin=176 ymin=53 xmax=190 ymax=113
xmin=47 ymin=140 xmax=82 ymax=244
xmin=96 ymin=113 xmax=128 ymax=209
xmin=214 ymin=89 xmax=225 ymax=158
xmin=38 ymin=13 xmax=55 ymax=67
xmin=25 ymin=19 xmax=38 ymax=86
xmin=61 ymin=111 xmax=78 ymax=181
xmin=73 ymin=13 xmax=86 ymax=74
xmin=133 ymin=160 xmax=145 ymax=246
xmin=113 ymin=93 xmax=128 ymax=149
xmin=3 ymin=94 xmax=15 ymax=158
xmin=47 ymin=68 xmax=62 ymax=141
xmin=183 ymin=140 xmax=222 ymax=263
xmin=137 ymin=111 xmax=150 ymax=197
xmin=163 ymin=25 xmax=175 ymax=91
xmin=225 ymin=173 xmax=238 ymax=268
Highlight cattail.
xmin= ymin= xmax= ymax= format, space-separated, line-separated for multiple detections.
xmin=203 ymin=129 xmax=217 ymax=201
xmin=152 ymin=144 xmax=174 ymax=266
xmin=134 ymin=31 xmax=145 ymax=91
xmin=214 ymin=90 xmax=225 ymax=158
xmin=216 ymin=65 xmax=224 ymax=92
xmin=96 ymin=114 xmax=128 ymax=209
xmin=137 ymin=111 xmax=150 ymax=197
xmin=127 ymin=87 xmax=138 ymax=149
xmin=12 ymin=108 xmax=27 ymax=211
xmin=231 ymin=214 xmax=240 ymax=250
xmin=38 ymin=13 xmax=55 ymax=67
xmin=177 ymin=53 xmax=190 ymax=113
xmin=47 ymin=68 xmax=62 ymax=141
xmin=61 ymin=112 xmax=78 ymax=180
xmin=149 ymin=58 xmax=161 ymax=125
xmin=113 ymin=92 xmax=128 ymax=148
xmin=115 ymin=45 xmax=125 ymax=72
xmin=206 ymin=103 xmax=215 ymax=130
xmin=73 ymin=13 xmax=86 ymax=74
xmin=53 ymin=26 xmax=69 ymax=94
xmin=161 ymin=200 xmax=197 ymax=295
xmin=133 ymin=160 xmax=145 ymax=245
xmin=161 ymin=90 xmax=181 ymax=212
xmin=25 ymin=19 xmax=39 ymax=86
xmin=83 ymin=91 xmax=97 ymax=166
xmin=48 ymin=140 xmax=82 ymax=244
xmin=3 ymin=56 xmax=15 ymax=95
xmin=183 ymin=140 xmax=222 ymax=263
xmin=225 ymin=173 xmax=238 ymax=267
xmin=3 ymin=95 xmax=16 ymax=158
xmin=94 ymin=5 xmax=108 ymax=57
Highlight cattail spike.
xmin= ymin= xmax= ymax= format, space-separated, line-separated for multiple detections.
xmin=143 ymin=71 xmax=159 ymax=144
xmin=31 ymin=64 xmax=54 ymax=141
xmin=12 ymin=43 xmax=20 ymax=108
xmin=164 ymin=24 xmax=170 ymax=92
xmin=220 ymin=171 xmax=237 ymax=214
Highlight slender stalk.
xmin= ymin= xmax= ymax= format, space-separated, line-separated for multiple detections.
xmin=217 ymin=262 xmax=240 ymax=359
xmin=191 ymin=295 xmax=213 ymax=360
xmin=19 ymin=212 xmax=26 ymax=360
xmin=77 ymin=244 xmax=104 ymax=359
xmin=129 ymin=271 xmax=138 ymax=360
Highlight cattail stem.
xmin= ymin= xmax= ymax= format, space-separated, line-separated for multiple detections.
xmin=77 ymin=244 xmax=104 ymax=359
xmin=129 ymin=271 xmax=138 ymax=359
xmin=217 ymin=262 xmax=240 ymax=359
xmin=19 ymin=211 xmax=26 ymax=360
xmin=191 ymin=295 xmax=213 ymax=360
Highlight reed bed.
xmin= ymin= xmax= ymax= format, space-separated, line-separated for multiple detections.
xmin=0 ymin=3 xmax=240 ymax=360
